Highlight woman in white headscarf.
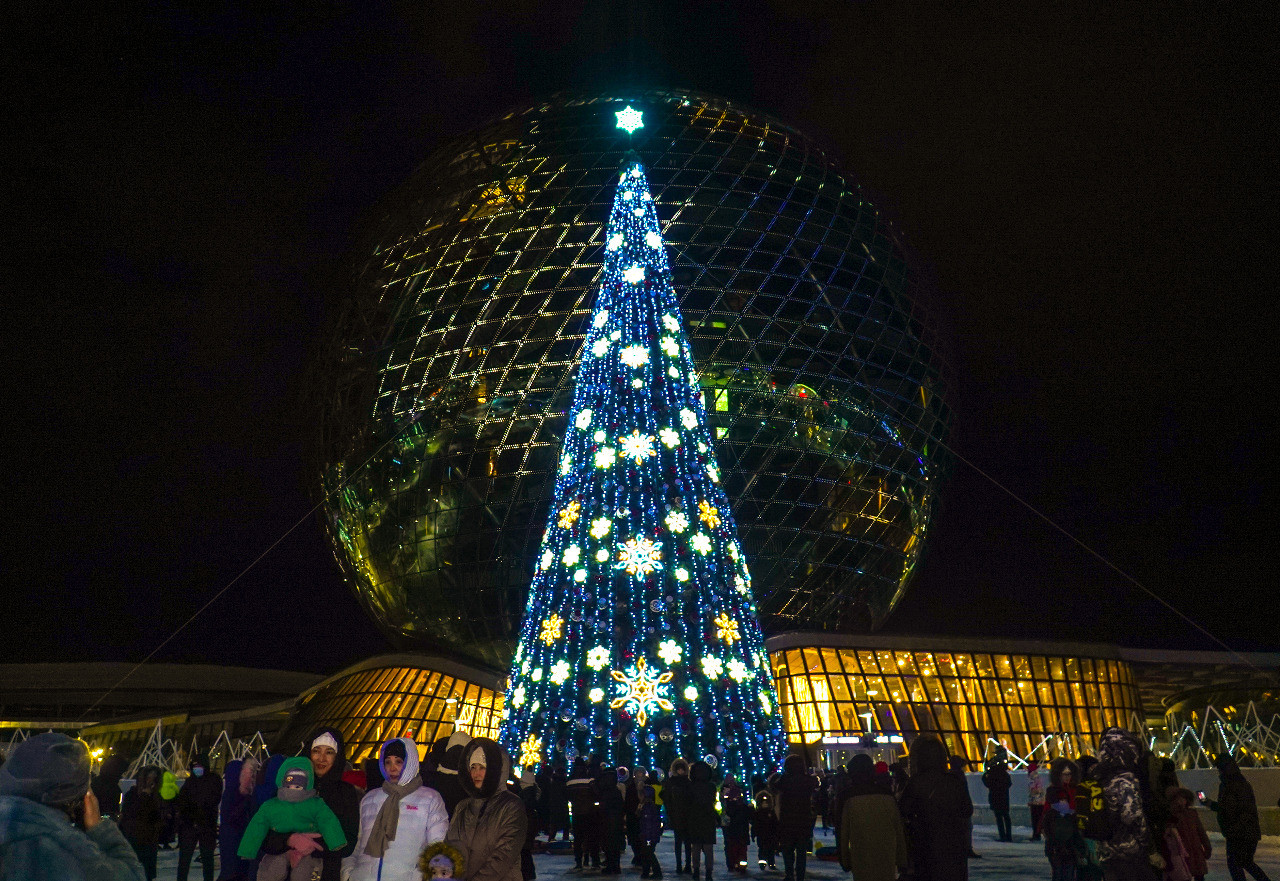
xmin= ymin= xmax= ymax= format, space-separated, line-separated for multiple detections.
xmin=350 ymin=737 xmax=449 ymax=881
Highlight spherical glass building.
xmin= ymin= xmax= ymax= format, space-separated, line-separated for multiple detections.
xmin=316 ymin=90 xmax=951 ymax=670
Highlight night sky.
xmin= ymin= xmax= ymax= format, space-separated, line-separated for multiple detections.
xmin=6 ymin=2 xmax=1276 ymax=675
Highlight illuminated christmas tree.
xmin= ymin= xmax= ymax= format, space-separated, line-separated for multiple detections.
xmin=499 ymin=107 xmax=786 ymax=782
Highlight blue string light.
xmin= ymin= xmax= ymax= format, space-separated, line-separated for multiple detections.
xmin=499 ymin=150 xmax=787 ymax=781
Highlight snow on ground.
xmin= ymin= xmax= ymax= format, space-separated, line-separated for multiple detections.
xmin=151 ymin=825 xmax=1280 ymax=880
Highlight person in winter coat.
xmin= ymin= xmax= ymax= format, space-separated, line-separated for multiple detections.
xmin=899 ymin=735 xmax=973 ymax=881
xmin=518 ymin=769 xmax=540 ymax=881
xmin=1204 ymin=754 xmax=1271 ymax=881
xmin=350 ymin=737 xmax=449 ymax=881
xmin=120 ymin=766 xmax=165 ymax=880
xmin=1027 ymin=761 xmax=1047 ymax=842
xmin=837 ymin=754 xmax=907 ymax=881
xmin=260 ymin=728 xmax=362 ymax=881
xmin=634 ymin=773 xmax=664 ymax=879
xmin=445 ymin=737 xmax=527 ymax=881
xmin=1165 ymin=788 xmax=1209 ymax=881
xmin=93 ymin=750 xmax=131 ymax=821
xmin=1093 ymin=727 xmax=1156 ymax=881
xmin=594 ymin=765 xmax=626 ymax=875
xmin=544 ymin=764 xmax=570 ymax=842
xmin=981 ymin=758 xmax=1012 ymax=842
xmin=751 ymin=790 xmax=779 ymax=871
xmin=685 ymin=761 xmax=720 ymax=881
xmin=158 ymin=769 xmax=180 ymax=850
xmin=720 ymin=779 xmax=751 ymax=875
xmin=431 ymin=732 xmax=475 ymax=818
xmin=237 ymin=757 xmax=348 ymax=881
xmin=664 ymin=758 xmax=693 ymax=874
xmin=566 ymin=758 xmax=600 ymax=871
xmin=216 ymin=758 xmax=257 ymax=881
xmin=1040 ymin=758 xmax=1082 ymax=881
xmin=0 ymin=731 xmax=145 ymax=881
xmin=775 ymin=754 xmax=818 ymax=881
xmin=254 ymin=754 xmax=287 ymax=809
xmin=174 ymin=753 xmax=222 ymax=881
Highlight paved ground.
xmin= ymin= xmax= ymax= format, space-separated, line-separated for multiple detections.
xmin=151 ymin=826 xmax=1280 ymax=880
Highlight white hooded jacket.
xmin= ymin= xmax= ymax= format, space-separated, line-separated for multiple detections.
xmin=348 ymin=737 xmax=450 ymax=881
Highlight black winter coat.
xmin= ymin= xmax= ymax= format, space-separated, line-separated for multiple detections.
xmin=663 ymin=774 xmax=692 ymax=833
xmin=982 ymin=765 xmax=1011 ymax=812
xmin=174 ymin=773 xmax=222 ymax=831
xmin=686 ymin=763 xmax=720 ymax=845
xmin=1214 ymin=770 xmax=1261 ymax=844
xmin=774 ymin=761 xmax=818 ymax=846
xmin=900 ymin=770 xmax=973 ymax=881
xmin=120 ymin=788 xmax=164 ymax=847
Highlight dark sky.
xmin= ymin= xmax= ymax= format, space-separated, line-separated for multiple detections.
xmin=6 ymin=2 xmax=1276 ymax=675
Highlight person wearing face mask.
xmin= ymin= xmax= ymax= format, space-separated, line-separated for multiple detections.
xmin=174 ymin=754 xmax=222 ymax=881
xmin=0 ymin=732 xmax=145 ymax=881
xmin=350 ymin=737 xmax=449 ymax=881
xmin=445 ymin=738 xmax=527 ymax=881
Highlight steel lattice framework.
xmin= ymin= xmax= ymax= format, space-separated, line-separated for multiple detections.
xmin=315 ymin=90 xmax=952 ymax=669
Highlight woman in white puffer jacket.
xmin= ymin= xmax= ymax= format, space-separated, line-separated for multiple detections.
xmin=349 ymin=737 xmax=450 ymax=881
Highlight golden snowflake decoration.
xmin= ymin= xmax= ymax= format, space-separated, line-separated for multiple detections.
xmin=540 ymin=613 xmax=564 ymax=646
xmin=616 ymin=535 xmax=663 ymax=578
xmin=618 ymin=431 xmax=656 ymax=464
xmin=698 ymin=500 xmax=721 ymax=529
xmin=558 ymin=500 xmax=581 ymax=529
xmin=714 ymin=612 xmax=741 ymax=645
xmin=609 ymin=656 xmax=674 ymax=726
xmin=518 ymin=733 xmax=543 ymax=768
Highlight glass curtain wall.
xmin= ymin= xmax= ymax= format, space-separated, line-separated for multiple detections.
xmin=772 ymin=646 xmax=1142 ymax=762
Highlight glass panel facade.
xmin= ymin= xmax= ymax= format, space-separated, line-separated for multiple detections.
xmin=280 ymin=664 xmax=504 ymax=764
xmin=771 ymin=645 xmax=1141 ymax=762
xmin=316 ymin=90 xmax=952 ymax=669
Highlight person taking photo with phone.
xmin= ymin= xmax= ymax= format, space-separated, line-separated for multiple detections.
xmin=0 ymin=731 xmax=145 ymax=880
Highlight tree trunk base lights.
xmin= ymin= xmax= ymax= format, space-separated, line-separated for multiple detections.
xmin=499 ymin=107 xmax=787 ymax=782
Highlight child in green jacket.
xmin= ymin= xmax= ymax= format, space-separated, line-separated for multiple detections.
xmin=237 ymin=757 xmax=347 ymax=881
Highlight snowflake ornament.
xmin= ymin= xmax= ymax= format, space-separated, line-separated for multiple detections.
xmin=559 ymin=453 xmax=573 ymax=475
xmin=590 ymin=517 xmax=612 ymax=539
xmin=664 ymin=510 xmax=689 ymax=533
xmin=550 ymin=660 xmax=571 ymax=684
xmin=594 ymin=447 xmax=616 ymax=469
xmin=698 ymin=500 xmax=720 ymax=529
xmin=540 ymin=614 xmax=564 ymax=645
xmin=618 ymin=431 xmax=656 ymax=464
xmin=575 ymin=409 xmax=593 ymax=430
xmin=690 ymin=533 xmax=712 ymax=554
xmin=659 ymin=427 xmax=680 ymax=448
xmin=684 ymin=686 xmax=698 ymax=701
xmin=562 ymin=545 xmax=581 ymax=567
xmin=591 ymin=337 xmax=610 ymax=357
xmin=662 ymin=314 xmax=681 ymax=332
xmin=518 ymin=734 xmax=543 ymax=768
xmin=673 ymin=566 xmax=689 ymax=582
xmin=616 ymin=535 xmax=663 ymax=578
xmin=589 ymin=687 xmax=604 ymax=703
xmin=623 ymin=265 xmax=646 ymax=284
xmin=587 ymin=645 xmax=610 ymax=670
xmin=512 ymin=685 xmax=526 ymax=707
xmin=609 ymin=656 xmax=674 ymax=726
xmin=714 ymin=613 xmax=741 ymax=645
xmin=680 ymin=408 xmax=698 ymax=430
xmin=594 ymin=310 xmax=610 ymax=327
xmin=558 ymin=500 xmax=581 ymax=529
xmin=660 ymin=336 xmax=678 ymax=357
xmin=646 ymin=231 xmax=663 ymax=249
xmin=658 ymin=639 xmax=684 ymax=665
xmin=620 ymin=345 xmax=649 ymax=368
xmin=539 ymin=549 xmax=553 ymax=571
xmin=728 ymin=659 xmax=750 ymax=682
xmin=701 ymin=655 xmax=724 ymax=678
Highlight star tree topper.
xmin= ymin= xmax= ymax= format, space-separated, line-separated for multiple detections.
xmin=615 ymin=105 xmax=644 ymax=135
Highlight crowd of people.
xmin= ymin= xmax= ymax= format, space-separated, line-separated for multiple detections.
xmin=0 ymin=725 xmax=1274 ymax=881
